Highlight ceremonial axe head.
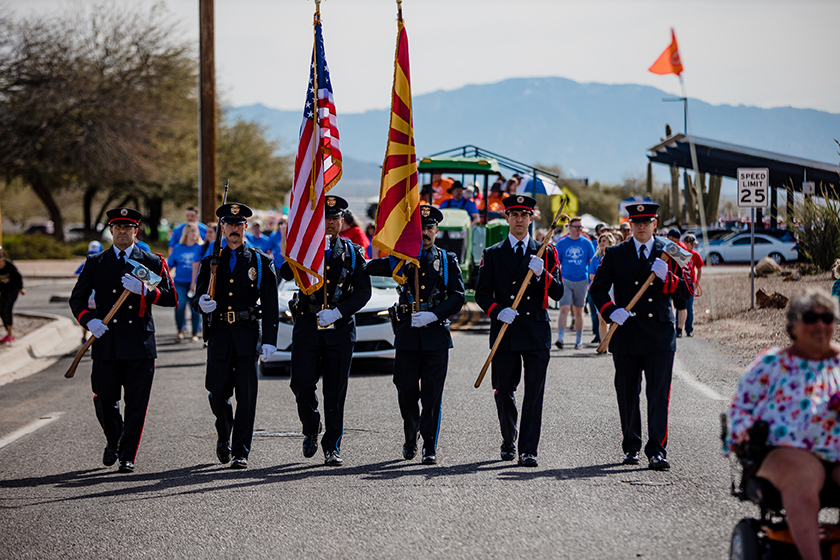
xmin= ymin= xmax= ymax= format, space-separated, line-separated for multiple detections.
xmin=124 ymin=258 xmax=163 ymax=290
xmin=656 ymin=237 xmax=693 ymax=268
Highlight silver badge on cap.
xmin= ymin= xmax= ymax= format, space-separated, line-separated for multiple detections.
xmin=231 ymin=205 xmax=240 ymax=215
xmin=637 ymin=205 xmax=644 ymax=211
xmin=120 ymin=209 xmax=128 ymax=216
xmin=517 ymin=196 xmax=524 ymax=203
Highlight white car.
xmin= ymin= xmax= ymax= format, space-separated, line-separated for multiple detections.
xmin=697 ymin=232 xmax=798 ymax=265
xmin=259 ymin=276 xmax=398 ymax=375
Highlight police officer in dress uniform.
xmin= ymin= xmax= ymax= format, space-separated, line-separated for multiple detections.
xmin=366 ymin=205 xmax=465 ymax=464
xmin=69 ymin=208 xmax=176 ymax=473
xmin=278 ymin=195 xmax=371 ymax=466
xmin=588 ymin=202 xmax=692 ymax=471
xmin=474 ymin=195 xmax=563 ymax=467
xmin=193 ymin=203 xmax=279 ymax=469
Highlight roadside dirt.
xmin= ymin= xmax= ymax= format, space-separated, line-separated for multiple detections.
xmin=692 ymin=267 xmax=837 ymax=369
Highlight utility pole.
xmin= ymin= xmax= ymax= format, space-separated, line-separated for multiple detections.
xmin=199 ymin=0 xmax=217 ymax=224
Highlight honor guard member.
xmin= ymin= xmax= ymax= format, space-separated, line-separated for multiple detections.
xmin=278 ymin=195 xmax=371 ymax=466
xmin=475 ymin=195 xmax=563 ymax=467
xmin=69 ymin=207 xmax=176 ymax=473
xmin=193 ymin=203 xmax=279 ymax=469
xmin=366 ymin=205 xmax=465 ymax=464
xmin=589 ymin=202 xmax=692 ymax=471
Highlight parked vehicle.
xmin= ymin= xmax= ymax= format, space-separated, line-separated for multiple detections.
xmin=696 ymin=232 xmax=798 ymax=265
xmin=259 ymin=277 xmax=398 ymax=376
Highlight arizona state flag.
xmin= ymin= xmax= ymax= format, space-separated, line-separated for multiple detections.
xmin=649 ymin=28 xmax=683 ymax=76
xmin=372 ymin=13 xmax=421 ymax=283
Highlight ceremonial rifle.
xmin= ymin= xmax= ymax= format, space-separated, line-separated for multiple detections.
xmin=474 ymin=199 xmax=569 ymax=389
xmin=204 ymin=180 xmax=229 ymax=340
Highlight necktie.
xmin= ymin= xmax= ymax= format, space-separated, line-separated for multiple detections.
xmin=639 ymin=244 xmax=647 ymax=261
xmin=118 ymin=250 xmax=126 ymax=266
xmin=515 ymin=241 xmax=524 ymax=263
xmin=229 ymin=250 xmax=237 ymax=272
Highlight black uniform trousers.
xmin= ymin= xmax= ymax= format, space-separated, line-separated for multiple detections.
xmin=491 ymin=348 xmax=550 ymax=456
xmin=91 ymin=358 xmax=155 ymax=462
xmin=393 ymin=348 xmax=448 ymax=455
xmin=206 ymin=348 xmax=259 ymax=459
xmin=613 ymin=351 xmax=674 ymax=458
xmin=290 ymin=333 xmax=353 ymax=454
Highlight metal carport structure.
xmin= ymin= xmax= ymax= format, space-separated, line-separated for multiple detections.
xmin=647 ymin=134 xmax=840 ymax=228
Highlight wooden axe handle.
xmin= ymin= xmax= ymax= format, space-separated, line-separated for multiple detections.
xmin=65 ymin=289 xmax=131 ymax=379
xmin=596 ymin=251 xmax=670 ymax=354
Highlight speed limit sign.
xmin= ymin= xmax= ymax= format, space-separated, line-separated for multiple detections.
xmin=737 ymin=168 xmax=769 ymax=208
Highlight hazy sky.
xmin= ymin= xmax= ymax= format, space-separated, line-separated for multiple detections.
xmin=7 ymin=0 xmax=840 ymax=115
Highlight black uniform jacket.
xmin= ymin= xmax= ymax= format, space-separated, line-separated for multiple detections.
xmin=70 ymin=246 xmax=176 ymax=360
xmin=193 ymin=245 xmax=279 ymax=359
xmin=279 ymin=237 xmax=371 ymax=345
xmin=475 ymin=237 xmax=563 ymax=352
xmin=589 ymin=236 xmax=692 ymax=355
xmin=367 ymin=245 xmax=466 ymax=351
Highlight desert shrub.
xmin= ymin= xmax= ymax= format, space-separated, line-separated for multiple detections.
xmin=786 ymin=195 xmax=840 ymax=272
xmin=1 ymin=234 xmax=73 ymax=259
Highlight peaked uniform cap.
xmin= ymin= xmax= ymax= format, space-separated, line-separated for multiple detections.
xmin=106 ymin=207 xmax=142 ymax=226
xmin=216 ymin=202 xmax=253 ymax=224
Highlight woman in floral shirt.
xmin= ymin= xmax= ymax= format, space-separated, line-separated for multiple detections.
xmin=727 ymin=287 xmax=840 ymax=560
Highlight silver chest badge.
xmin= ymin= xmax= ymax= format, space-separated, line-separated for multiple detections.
xmin=248 ymin=267 xmax=257 ymax=281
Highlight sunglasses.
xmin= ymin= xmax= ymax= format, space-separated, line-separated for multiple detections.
xmin=801 ymin=310 xmax=836 ymax=325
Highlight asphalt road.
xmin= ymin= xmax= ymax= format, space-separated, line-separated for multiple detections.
xmin=0 ymin=279 xmax=756 ymax=559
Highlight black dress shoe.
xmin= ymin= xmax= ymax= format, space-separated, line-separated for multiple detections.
xmin=324 ymin=451 xmax=342 ymax=466
xmin=622 ymin=452 xmax=640 ymax=465
xmin=216 ymin=441 xmax=232 ymax=464
xmin=648 ymin=454 xmax=670 ymax=471
xmin=554 ymin=340 xmax=564 ymax=350
xmin=421 ymin=454 xmax=437 ymax=465
xmin=518 ymin=454 xmax=538 ymax=467
xmin=230 ymin=457 xmax=248 ymax=469
xmin=500 ymin=442 xmax=516 ymax=461
xmin=117 ymin=460 xmax=135 ymax=473
xmin=302 ymin=434 xmax=318 ymax=458
xmin=403 ymin=442 xmax=417 ymax=460
xmin=102 ymin=447 xmax=118 ymax=467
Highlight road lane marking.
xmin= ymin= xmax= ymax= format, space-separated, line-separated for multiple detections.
xmin=673 ymin=357 xmax=726 ymax=401
xmin=0 ymin=412 xmax=64 ymax=450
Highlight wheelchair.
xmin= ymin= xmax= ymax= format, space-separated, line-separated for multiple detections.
xmin=723 ymin=417 xmax=840 ymax=559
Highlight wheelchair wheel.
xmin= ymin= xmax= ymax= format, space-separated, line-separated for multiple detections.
xmin=730 ymin=519 xmax=762 ymax=560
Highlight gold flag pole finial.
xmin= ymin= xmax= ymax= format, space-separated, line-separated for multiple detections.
xmin=396 ymin=0 xmax=402 ymax=22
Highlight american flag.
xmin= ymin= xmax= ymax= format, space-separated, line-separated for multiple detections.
xmin=285 ymin=18 xmax=342 ymax=295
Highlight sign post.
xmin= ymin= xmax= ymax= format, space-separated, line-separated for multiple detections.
xmin=737 ymin=168 xmax=769 ymax=310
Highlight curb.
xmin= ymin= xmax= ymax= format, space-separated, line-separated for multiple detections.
xmin=0 ymin=312 xmax=81 ymax=387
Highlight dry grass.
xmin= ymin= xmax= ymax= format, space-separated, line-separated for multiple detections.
xmin=692 ymin=266 xmax=838 ymax=367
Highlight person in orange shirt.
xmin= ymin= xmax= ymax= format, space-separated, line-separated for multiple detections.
xmin=431 ymin=174 xmax=454 ymax=207
xmin=484 ymin=183 xmax=508 ymax=220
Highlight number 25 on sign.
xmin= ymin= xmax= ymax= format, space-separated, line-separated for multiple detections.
xmin=737 ymin=168 xmax=769 ymax=208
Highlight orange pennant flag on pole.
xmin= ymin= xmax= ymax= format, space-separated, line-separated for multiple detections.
xmin=649 ymin=28 xmax=683 ymax=76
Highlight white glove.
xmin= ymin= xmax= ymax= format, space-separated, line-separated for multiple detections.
xmin=528 ymin=255 xmax=544 ymax=276
xmin=651 ymin=258 xmax=668 ymax=281
xmin=261 ymin=344 xmax=277 ymax=361
xmin=198 ymin=294 xmax=217 ymax=313
xmin=497 ymin=307 xmax=519 ymax=324
xmin=325 ymin=235 xmax=331 ymax=250
xmin=87 ymin=318 xmax=108 ymax=338
xmin=121 ymin=274 xmax=143 ymax=295
xmin=609 ymin=308 xmax=636 ymax=325
xmin=317 ymin=307 xmax=343 ymax=327
xmin=411 ymin=311 xmax=438 ymax=328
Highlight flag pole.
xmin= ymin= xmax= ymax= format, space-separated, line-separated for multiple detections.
xmin=312 ymin=0 xmax=328 ymax=308
xmin=678 ymin=72 xmax=716 ymax=324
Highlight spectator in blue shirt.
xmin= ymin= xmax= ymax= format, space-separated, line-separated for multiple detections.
xmin=439 ymin=181 xmax=480 ymax=225
xmin=168 ymin=207 xmax=207 ymax=256
xmin=245 ymin=220 xmax=273 ymax=254
xmin=588 ymin=232 xmax=617 ymax=343
xmin=554 ymin=216 xmax=596 ymax=349
xmin=167 ymin=222 xmax=204 ymax=342
xmin=267 ymin=216 xmax=287 ymax=278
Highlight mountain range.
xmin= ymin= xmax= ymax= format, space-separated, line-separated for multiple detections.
xmin=228 ymin=77 xmax=840 ymax=198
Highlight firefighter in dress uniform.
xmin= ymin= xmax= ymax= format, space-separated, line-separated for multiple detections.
xmin=69 ymin=207 xmax=176 ymax=473
xmin=474 ymin=195 xmax=563 ymax=467
xmin=366 ymin=205 xmax=465 ymax=464
xmin=278 ymin=195 xmax=372 ymax=466
xmin=588 ymin=202 xmax=692 ymax=471
xmin=194 ymin=203 xmax=279 ymax=469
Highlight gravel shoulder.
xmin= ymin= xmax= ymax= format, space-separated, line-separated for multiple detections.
xmin=691 ymin=265 xmax=837 ymax=369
